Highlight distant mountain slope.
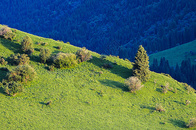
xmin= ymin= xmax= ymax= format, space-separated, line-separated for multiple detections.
xmin=149 ymin=40 xmax=196 ymax=67
xmin=0 ymin=25 xmax=196 ymax=129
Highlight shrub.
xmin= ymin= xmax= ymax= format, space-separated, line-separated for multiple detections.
xmin=161 ymin=82 xmax=169 ymax=94
xmin=187 ymin=118 xmax=196 ymax=128
xmin=100 ymin=55 xmax=107 ymax=60
xmin=39 ymin=48 xmax=51 ymax=63
xmin=186 ymin=100 xmax=191 ymax=106
xmin=125 ymin=76 xmax=143 ymax=93
xmin=1 ymin=81 xmax=23 ymax=96
xmin=48 ymin=65 xmax=55 ymax=71
xmin=21 ymin=36 xmax=34 ymax=54
xmin=76 ymin=47 xmax=92 ymax=62
xmin=7 ymin=65 xmax=36 ymax=83
xmin=0 ymin=57 xmax=8 ymax=65
xmin=9 ymin=53 xmax=30 ymax=65
xmin=0 ymin=26 xmax=15 ymax=40
xmin=133 ymin=45 xmax=150 ymax=82
xmin=52 ymin=52 xmax=78 ymax=68
xmin=155 ymin=104 xmax=165 ymax=112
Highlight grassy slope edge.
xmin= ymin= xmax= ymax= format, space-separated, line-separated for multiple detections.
xmin=149 ymin=40 xmax=196 ymax=67
xmin=0 ymin=25 xmax=196 ymax=129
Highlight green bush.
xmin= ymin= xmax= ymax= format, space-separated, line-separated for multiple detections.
xmin=53 ymin=52 xmax=78 ymax=68
xmin=21 ymin=36 xmax=34 ymax=54
xmin=161 ymin=82 xmax=169 ymax=94
xmin=155 ymin=104 xmax=165 ymax=112
xmin=125 ymin=76 xmax=143 ymax=93
xmin=7 ymin=65 xmax=36 ymax=83
xmin=48 ymin=65 xmax=55 ymax=71
xmin=1 ymin=81 xmax=23 ymax=96
xmin=76 ymin=47 xmax=92 ymax=62
xmin=0 ymin=26 xmax=15 ymax=40
xmin=39 ymin=48 xmax=51 ymax=63
xmin=187 ymin=118 xmax=196 ymax=128
xmin=0 ymin=57 xmax=8 ymax=65
xmin=9 ymin=53 xmax=30 ymax=65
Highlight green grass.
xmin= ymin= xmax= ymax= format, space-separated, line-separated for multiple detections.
xmin=0 ymin=25 xmax=196 ymax=129
xmin=149 ymin=40 xmax=196 ymax=67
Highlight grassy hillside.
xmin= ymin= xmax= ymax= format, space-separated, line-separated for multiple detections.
xmin=149 ymin=40 xmax=196 ymax=67
xmin=0 ymin=25 xmax=196 ymax=129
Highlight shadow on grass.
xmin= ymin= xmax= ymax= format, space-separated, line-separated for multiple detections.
xmin=99 ymin=79 xmax=129 ymax=92
xmin=0 ymin=87 xmax=5 ymax=95
xmin=169 ymin=119 xmax=187 ymax=128
xmin=29 ymin=55 xmax=40 ymax=63
xmin=140 ymin=105 xmax=155 ymax=111
xmin=0 ymin=38 xmax=22 ymax=53
xmin=89 ymin=56 xmax=132 ymax=79
xmin=156 ymin=88 xmax=162 ymax=93
xmin=39 ymin=102 xmax=46 ymax=105
xmin=173 ymin=101 xmax=185 ymax=105
xmin=0 ymin=69 xmax=8 ymax=82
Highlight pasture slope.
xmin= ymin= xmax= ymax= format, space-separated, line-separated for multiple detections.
xmin=0 ymin=25 xmax=196 ymax=129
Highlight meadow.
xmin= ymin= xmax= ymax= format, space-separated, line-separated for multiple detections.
xmin=0 ymin=25 xmax=196 ymax=129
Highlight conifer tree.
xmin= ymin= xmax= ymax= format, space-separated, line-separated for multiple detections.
xmin=133 ymin=45 xmax=150 ymax=82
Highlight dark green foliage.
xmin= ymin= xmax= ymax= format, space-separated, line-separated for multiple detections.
xmin=102 ymin=63 xmax=113 ymax=69
xmin=186 ymin=118 xmax=196 ymax=128
xmin=76 ymin=47 xmax=92 ymax=63
xmin=0 ymin=57 xmax=8 ymax=65
xmin=39 ymin=48 xmax=51 ymax=63
xmin=0 ymin=26 xmax=15 ymax=40
xmin=21 ymin=36 xmax=34 ymax=53
xmin=1 ymin=80 xmax=23 ymax=96
xmin=125 ymin=76 xmax=143 ymax=93
xmin=9 ymin=53 xmax=30 ymax=65
xmin=133 ymin=45 xmax=150 ymax=82
xmin=7 ymin=65 xmax=36 ymax=83
xmin=52 ymin=52 xmax=78 ymax=68
xmin=57 ymin=46 xmax=62 ymax=50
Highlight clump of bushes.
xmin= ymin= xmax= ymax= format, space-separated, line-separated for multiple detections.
xmin=21 ymin=36 xmax=34 ymax=54
xmin=76 ymin=47 xmax=92 ymax=63
xmin=0 ymin=57 xmax=8 ymax=65
xmin=125 ymin=76 xmax=143 ymax=93
xmin=155 ymin=104 xmax=165 ymax=112
xmin=186 ymin=118 xmax=196 ymax=128
xmin=39 ymin=48 xmax=51 ymax=63
xmin=9 ymin=53 xmax=30 ymax=65
xmin=161 ymin=82 xmax=169 ymax=94
xmin=0 ymin=26 xmax=15 ymax=40
xmin=7 ymin=65 xmax=36 ymax=83
xmin=52 ymin=52 xmax=78 ymax=68
xmin=1 ymin=80 xmax=23 ymax=96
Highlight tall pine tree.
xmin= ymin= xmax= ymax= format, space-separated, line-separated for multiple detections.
xmin=133 ymin=45 xmax=150 ymax=82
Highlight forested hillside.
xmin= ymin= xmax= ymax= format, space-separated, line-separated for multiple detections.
xmin=0 ymin=0 xmax=196 ymax=61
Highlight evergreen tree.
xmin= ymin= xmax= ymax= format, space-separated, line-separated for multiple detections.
xmin=133 ymin=45 xmax=150 ymax=82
